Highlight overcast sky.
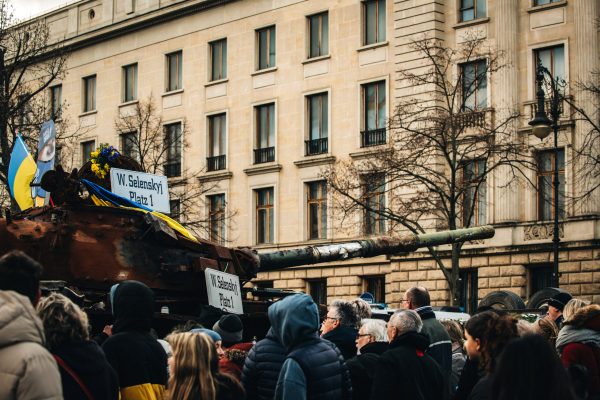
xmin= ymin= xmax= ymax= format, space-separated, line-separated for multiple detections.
xmin=12 ymin=0 xmax=70 ymax=21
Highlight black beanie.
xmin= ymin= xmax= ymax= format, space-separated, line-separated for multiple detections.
xmin=547 ymin=292 xmax=573 ymax=312
xmin=213 ymin=314 xmax=243 ymax=345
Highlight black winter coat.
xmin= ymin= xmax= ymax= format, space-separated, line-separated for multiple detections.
xmin=453 ymin=357 xmax=483 ymax=400
xmin=369 ymin=331 xmax=446 ymax=400
xmin=242 ymin=329 xmax=287 ymax=400
xmin=322 ymin=326 xmax=358 ymax=361
xmin=346 ymin=341 xmax=388 ymax=400
xmin=53 ymin=340 xmax=119 ymax=400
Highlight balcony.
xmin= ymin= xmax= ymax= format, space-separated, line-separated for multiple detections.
xmin=163 ymin=162 xmax=181 ymax=178
xmin=305 ymin=138 xmax=328 ymax=156
xmin=207 ymin=154 xmax=226 ymax=172
xmin=360 ymin=128 xmax=386 ymax=147
xmin=254 ymin=146 xmax=275 ymax=164
xmin=454 ymin=109 xmax=491 ymax=128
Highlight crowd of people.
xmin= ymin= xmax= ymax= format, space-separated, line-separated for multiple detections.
xmin=0 ymin=249 xmax=599 ymax=400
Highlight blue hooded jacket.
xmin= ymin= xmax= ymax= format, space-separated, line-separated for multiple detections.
xmin=271 ymin=294 xmax=351 ymax=400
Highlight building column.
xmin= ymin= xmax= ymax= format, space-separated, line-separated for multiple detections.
xmin=493 ymin=0 xmax=520 ymax=223
xmin=573 ymin=1 xmax=600 ymax=216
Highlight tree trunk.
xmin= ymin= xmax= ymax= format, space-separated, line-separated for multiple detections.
xmin=450 ymin=242 xmax=462 ymax=306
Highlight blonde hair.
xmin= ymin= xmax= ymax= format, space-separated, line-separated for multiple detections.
xmin=535 ymin=318 xmax=558 ymax=348
xmin=37 ymin=293 xmax=89 ymax=351
xmin=562 ymin=298 xmax=590 ymax=322
xmin=166 ymin=332 xmax=218 ymax=400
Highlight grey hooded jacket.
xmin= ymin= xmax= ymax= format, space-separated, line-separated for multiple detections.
xmin=0 ymin=290 xmax=62 ymax=399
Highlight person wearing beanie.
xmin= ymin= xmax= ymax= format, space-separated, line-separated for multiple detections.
xmin=547 ymin=292 xmax=573 ymax=327
xmin=213 ymin=314 xmax=253 ymax=379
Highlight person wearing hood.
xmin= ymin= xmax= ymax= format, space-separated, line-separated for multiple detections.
xmin=556 ymin=304 xmax=600 ymax=399
xmin=37 ymin=293 xmax=119 ymax=399
xmin=369 ymin=310 xmax=445 ymax=400
xmin=0 ymin=250 xmax=63 ymax=400
xmin=320 ymin=299 xmax=359 ymax=360
xmin=346 ymin=318 xmax=388 ymax=400
xmin=102 ymin=280 xmax=168 ymax=400
xmin=272 ymin=293 xmax=352 ymax=400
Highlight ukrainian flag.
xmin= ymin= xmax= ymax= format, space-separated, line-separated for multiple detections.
xmin=8 ymin=135 xmax=36 ymax=211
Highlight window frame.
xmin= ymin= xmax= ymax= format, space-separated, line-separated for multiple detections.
xmin=208 ymin=193 xmax=226 ymax=244
xmin=533 ymin=0 xmax=561 ymax=6
xmin=169 ymin=199 xmax=181 ymax=221
xmin=459 ymin=0 xmax=487 ymax=23
xmin=362 ymin=173 xmax=386 ymax=235
xmin=209 ymin=39 xmax=227 ymax=82
xmin=254 ymin=102 xmax=276 ymax=164
xmin=50 ymin=84 xmax=62 ymax=121
xmin=256 ymin=25 xmax=276 ymax=70
xmin=82 ymin=75 xmax=96 ymax=113
xmin=120 ymin=131 xmax=139 ymax=161
xmin=165 ymin=51 xmax=183 ymax=92
xmin=462 ymin=159 xmax=487 ymax=227
xmin=363 ymin=275 xmax=386 ymax=303
xmin=362 ymin=0 xmax=386 ymax=46
xmin=536 ymin=148 xmax=565 ymax=221
xmin=307 ymin=11 xmax=329 ymax=59
xmin=122 ymin=63 xmax=138 ymax=103
xmin=460 ymin=59 xmax=488 ymax=111
xmin=307 ymin=279 xmax=327 ymax=305
xmin=255 ymin=187 xmax=275 ymax=245
xmin=80 ymin=139 xmax=96 ymax=166
xmin=163 ymin=122 xmax=182 ymax=178
xmin=306 ymin=180 xmax=328 ymax=240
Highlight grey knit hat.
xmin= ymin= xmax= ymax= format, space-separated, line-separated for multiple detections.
xmin=212 ymin=314 xmax=243 ymax=344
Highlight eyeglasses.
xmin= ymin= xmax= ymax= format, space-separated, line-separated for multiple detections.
xmin=401 ymin=298 xmax=410 ymax=303
xmin=324 ymin=316 xmax=339 ymax=321
xmin=357 ymin=333 xmax=372 ymax=338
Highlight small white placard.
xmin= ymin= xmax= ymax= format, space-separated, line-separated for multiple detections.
xmin=205 ymin=268 xmax=244 ymax=314
xmin=109 ymin=168 xmax=170 ymax=213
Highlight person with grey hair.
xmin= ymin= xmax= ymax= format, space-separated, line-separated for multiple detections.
xmin=346 ymin=319 xmax=388 ymax=400
xmin=369 ymin=310 xmax=445 ymax=399
xmin=320 ymin=299 xmax=359 ymax=360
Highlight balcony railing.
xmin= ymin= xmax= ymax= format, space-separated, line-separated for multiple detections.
xmin=360 ymin=128 xmax=386 ymax=147
xmin=454 ymin=109 xmax=490 ymax=128
xmin=163 ymin=162 xmax=181 ymax=178
xmin=207 ymin=154 xmax=226 ymax=172
xmin=305 ymin=138 xmax=328 ymax=156
xmin=254 ymin=146 xmax=275 ymax=164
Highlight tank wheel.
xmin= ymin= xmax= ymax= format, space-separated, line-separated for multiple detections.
xmin=478 ymin=290 xmax=526 ymax=310
xmin=526 ymin=287 xmax=571 ymax=309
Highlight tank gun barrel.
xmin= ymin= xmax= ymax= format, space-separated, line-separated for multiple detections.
xmin=258 ymin=225 xmax=494 ymax=272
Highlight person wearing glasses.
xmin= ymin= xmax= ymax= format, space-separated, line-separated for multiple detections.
xmin=320 ymin=299 xmax=359 ymax=360
xmin=346 ymin=319 xmax=388 ymax=400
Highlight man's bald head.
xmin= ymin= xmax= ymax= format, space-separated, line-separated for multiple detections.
xmin=405 ymin=286 xmax=430 ymax=309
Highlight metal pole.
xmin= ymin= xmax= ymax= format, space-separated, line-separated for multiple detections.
xmin=552 ymin=116 xmax=560 ymax=288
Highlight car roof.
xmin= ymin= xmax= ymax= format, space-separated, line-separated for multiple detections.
xmin=370 ymin=308 xmax=471 ymax=323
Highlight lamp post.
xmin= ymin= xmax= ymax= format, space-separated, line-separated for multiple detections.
xmin=528 ymin=57 xmax=562 ymax=288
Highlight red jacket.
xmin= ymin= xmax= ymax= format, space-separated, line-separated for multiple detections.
xmin=219 ymin=342 xmax=254 ymax=380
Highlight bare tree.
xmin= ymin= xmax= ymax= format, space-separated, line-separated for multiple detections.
xmin=0 ymin=0 xmax=70 ymax=208
xmin=323 ymin=36 xmax=536 ymax=305
xmin=115 ymin=94 xmax=236 ymax=242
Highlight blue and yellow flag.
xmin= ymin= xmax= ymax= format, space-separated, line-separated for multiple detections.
xmin=8 ymin=135 xmax=36 ymax=211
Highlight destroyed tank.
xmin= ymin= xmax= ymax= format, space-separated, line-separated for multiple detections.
xmin=0 ymin=165 xmax=495 ymax=338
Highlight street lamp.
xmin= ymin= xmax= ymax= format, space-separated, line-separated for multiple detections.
xmin=528 ymin=56 xmax=562 ymax=288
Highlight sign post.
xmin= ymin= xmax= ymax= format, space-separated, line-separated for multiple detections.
xmin=109 ymin=167 xmax=170 ymax=213
xmin=205 ymin=268 xmax=244 ymax=314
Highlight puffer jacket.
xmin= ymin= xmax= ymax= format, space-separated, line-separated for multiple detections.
xmin=102 ymin=281 xmax=167 ymax=400
xmin=242 ymin=328 xmax=287 ymax=400
xmin=556 ymin=304 xmax=600 ymax=399
xmin=0 ymin=290 xmax=62 ymax=399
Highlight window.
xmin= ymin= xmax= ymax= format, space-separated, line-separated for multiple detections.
xmin=308 ymin=279 xmax=327 ymax=305
xmin=50 ymin=85 xmax=62 ymax=120
xmin=460 ymin=0 xmax=486 ymax=22
xmin=122 ymin=63 xmax=138 ymax=102
xmin=534 ymin=0 xmax=561 ymax=6
xmin=363 ymin=0 xmax=386 ymax=45
xmin=120 ymin=132 xmax=138 ymax=161
xmin=364 ymin=276 xmax=385 ymax=303
xmin=307 ymin=181 xmax=327 ymax=240
xmin=166 ymin=51 xmax=182 ymax=92
xmin=308 ymin=12 xmax=328 ymax=58
xmin=461 ymin=60 xmax=487 ymax=111
xmin=81 ymin=140 xmax=95 ymax=165
xmin=459 ymin=269 xmax=478 ymax=314
xmin=306 ymin=93 xmax=328 ymax=155
xmin=209 ymin=39 xmax=227 ymax=81
xmin=256 ymin=26 xmax=276 ymax=70
xmin=537 ymin=149 xmax=565 ymax=221
xmin=164 ymin=123 xmax=182 ymax=177
xmin=207 ymin=113 xmax=226 ymax=171
xmin=170 ymin=199 xmax=180 ymax=221
xmin=462 ymin=160 xmax=487 ymax=227
xmin=535 ymin=45 xmax=565 ymax=93
xmin=82 ymin=75 xmax=96 ymax=112
xmin=529 ymin=264 xmax=553 ymax=296
xmin=255 ymin=187 xmax=274 ymax=244
xmin=254 ymin=103 xmax=275 ymax=164
xmin=208 ymin=194 xmax=226 ymax=244
xmin=363 ymin=174 xmax=386 ymax=235
xmin=361 ymin=81 xmax=386 ymax=147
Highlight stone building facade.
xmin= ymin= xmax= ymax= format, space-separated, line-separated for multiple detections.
xmin=27 ymin=0 xmax=599 ymax=310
